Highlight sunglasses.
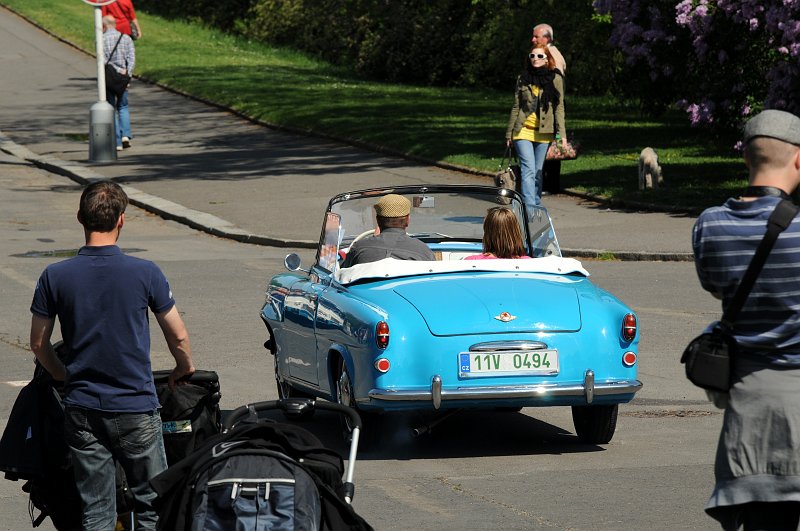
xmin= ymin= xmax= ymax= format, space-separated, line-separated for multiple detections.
xmin=529 ymin=53 xmax=547 ymax=59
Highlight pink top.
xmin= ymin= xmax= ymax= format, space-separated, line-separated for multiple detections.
xmin=464 ymin=253 xmax=531 ymax=260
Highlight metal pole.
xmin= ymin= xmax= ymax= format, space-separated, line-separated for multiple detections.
xmin=87 ymin=1 xmax=117 ymax=162
xmin=94 ymin=7 xmax=106 ymax=102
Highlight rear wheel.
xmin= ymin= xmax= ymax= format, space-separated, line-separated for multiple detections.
xmin=571 ymin=404 xmax=618 ymax=444
xmin=336 ymin=360 xmax=383 ymax=451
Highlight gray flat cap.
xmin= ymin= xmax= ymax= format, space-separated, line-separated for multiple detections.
xmin=743 ymin=109 xmax=800 ymax=145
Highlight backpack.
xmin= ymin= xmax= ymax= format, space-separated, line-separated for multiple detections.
xmin=152 ymin=370 xmax=222 ymax=465
xmin=152 ymin=421 xmax=373 ymax=531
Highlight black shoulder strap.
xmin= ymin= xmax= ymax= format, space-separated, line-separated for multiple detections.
xmin=105 ymin=34 xmax=124 ymax=66
xmin=721 ymin=199 xmax=799 ymax=327
xmin=498 ymin=144 xmax=510 ymax=170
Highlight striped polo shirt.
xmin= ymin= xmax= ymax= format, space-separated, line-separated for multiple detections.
xmin=693 ymin=196 xmax=800 ymax=365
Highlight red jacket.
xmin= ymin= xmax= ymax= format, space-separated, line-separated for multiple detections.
xmin=102 ymin=0 xmax=137 ymax=36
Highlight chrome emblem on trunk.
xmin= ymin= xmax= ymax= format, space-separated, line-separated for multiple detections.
xmin=494 ymin=311 xmax=516 ymax=322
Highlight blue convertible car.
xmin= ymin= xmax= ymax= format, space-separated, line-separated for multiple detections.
xmin=261 ymin=185 xmax=641 ymax=446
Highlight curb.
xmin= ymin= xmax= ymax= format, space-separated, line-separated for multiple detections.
xmin=0 ymin=132 xmax=317 ymax=249
xmin=0 ymin=133 xmax=692 ymax=261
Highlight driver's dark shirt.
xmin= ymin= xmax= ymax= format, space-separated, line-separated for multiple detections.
xmin=341 ymin=228 xmax=434 ymax=268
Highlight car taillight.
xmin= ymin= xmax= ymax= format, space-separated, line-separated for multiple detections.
xmin=376 ymin=321 xmax=389 ymax=349
xmin=374 ymin=358 xmax=390 ymax=372
xmin=622 ymin=313 xmax=637 ymax=342
xmin=622 ymin=351 xmax=637 ymax=367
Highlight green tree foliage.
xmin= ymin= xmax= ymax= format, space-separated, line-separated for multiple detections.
xmin=136 ymin=0 xmax=255 ymax=31
xmin=135 ymin=0 xmax=616 ymax=94
xmin=595 ymin=0 xmax=800 ymax=132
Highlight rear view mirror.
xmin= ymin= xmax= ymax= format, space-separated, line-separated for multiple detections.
xmin=412 ymin=195 xmax=435 ymax=208
xmin=284 ymin=253 xmax=302 ymax=271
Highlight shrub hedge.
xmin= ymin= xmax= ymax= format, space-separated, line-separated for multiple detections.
xmin=135 ymin=0 xmax=617 ymax=94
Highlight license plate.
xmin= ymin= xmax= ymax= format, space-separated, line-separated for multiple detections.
xmin=459 ymin=350 xmax=559 ymax=378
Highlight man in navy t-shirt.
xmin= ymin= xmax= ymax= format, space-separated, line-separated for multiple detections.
xmin=29 ymin=180 xmax=195 ymax=531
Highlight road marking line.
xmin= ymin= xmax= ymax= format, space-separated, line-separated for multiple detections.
xmin=0 ymin=266 xmax=35 ymax=290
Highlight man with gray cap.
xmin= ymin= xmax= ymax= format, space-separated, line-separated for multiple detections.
xmin=692 ymin=109 xmax=800 ymax=530
xmin=341 ymin=194 xmax=435 ymax=267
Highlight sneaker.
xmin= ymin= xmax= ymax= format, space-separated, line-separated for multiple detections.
xmin=116 ymin=145 xmax=123 ymax=151
xmin=121 ymin=136 xmax=131 ymax=149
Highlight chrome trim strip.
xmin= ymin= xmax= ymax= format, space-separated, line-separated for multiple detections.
xmin=584 ymin=369 xmax=595 ymax=404
xmin=469 ymin=340 xmax=548 ymax=352
xmin=367 ymin=379 xmax=642 ymax=402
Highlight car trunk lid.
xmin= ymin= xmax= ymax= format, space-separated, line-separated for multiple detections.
xmin=393 ymin=273 xmax=581 ymax=335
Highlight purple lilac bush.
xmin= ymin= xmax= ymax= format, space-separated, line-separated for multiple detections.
xmin=594 ymin=0 xmax=800 ymax=131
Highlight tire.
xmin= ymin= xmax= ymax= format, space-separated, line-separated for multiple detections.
xmin=571 ymin=404 xmax=618 ymax=444
xmin=336 ymin=359 xmax=383 ymax=451
xmin=274 ymin=355 xmax=314 ymax=419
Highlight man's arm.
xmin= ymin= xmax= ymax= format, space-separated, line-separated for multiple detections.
xmin=30 ymin=314 xmax=66 ymax=380
xmin=549 ymin=44 xmax=566 ymax=74
xmin=131 ymin=18 xmax=142 ymax=39
xmin=123 ymin=34 xmax=135 ymax=75
xmin=155 ymin=305 xmax=195 ymax=390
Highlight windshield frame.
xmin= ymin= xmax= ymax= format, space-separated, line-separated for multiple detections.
xmin=313 ymin=185 xmax=561 ymax=271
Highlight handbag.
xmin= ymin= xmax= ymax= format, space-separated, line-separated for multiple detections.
xmin=681 ymin=199 xmax=799 ymax=391
xmin=546 ymin=136 xmax=578 ymax=160
xmin=130 ymin=23 xmax=139 ymax=40
xmin=494 ymin=145 xmax=520 ymax=204
xmin=105 ymin=34 xmax=131 ymax=99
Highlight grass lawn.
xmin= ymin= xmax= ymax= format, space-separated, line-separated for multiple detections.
xmin=1 ymin=0 xmax=746 ymax=212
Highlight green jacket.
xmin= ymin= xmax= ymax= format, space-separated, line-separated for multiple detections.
xmin=505 ymin=72 xmax=566 ymax=141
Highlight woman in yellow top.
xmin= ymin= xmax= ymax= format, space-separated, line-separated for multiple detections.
xmin=505 ymin=46 xmax=568 ymax=210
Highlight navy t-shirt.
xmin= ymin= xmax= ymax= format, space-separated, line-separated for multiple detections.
xmin=30 ymin=245 xmax=175 ymax=412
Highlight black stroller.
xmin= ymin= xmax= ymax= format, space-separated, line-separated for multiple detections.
xmin=151 ymin=399 xmax=373 ymax=531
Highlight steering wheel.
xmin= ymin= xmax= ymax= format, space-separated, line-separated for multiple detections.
xmin=350 ymin=229 xmax=376 ymax=246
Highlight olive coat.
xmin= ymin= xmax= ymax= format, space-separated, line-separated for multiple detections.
xmin=505 ymin=72 xmax=566 ymax=141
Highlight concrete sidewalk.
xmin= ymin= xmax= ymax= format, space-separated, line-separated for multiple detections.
xmin=0 ymin=6 xmax=697 ymax=260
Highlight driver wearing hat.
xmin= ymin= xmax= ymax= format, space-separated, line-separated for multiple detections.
xmin=341 ymin=194 xmax=435 ymax=268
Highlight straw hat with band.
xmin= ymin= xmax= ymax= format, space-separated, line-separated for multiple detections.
xmin=374 ymin=194 xmax=411 ymax=218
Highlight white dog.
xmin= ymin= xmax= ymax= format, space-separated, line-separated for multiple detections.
xmin=638 ymin=147 xmax=663 ymax=190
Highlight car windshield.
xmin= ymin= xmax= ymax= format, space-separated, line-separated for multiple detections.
xmin=320 ymin=186 xmax=560 ymax=266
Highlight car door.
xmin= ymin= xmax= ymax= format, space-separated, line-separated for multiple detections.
xmin=282 ymin=277 xmax=324 ymax=386
xmin=284 ymin=212 xmax=343 ymax=386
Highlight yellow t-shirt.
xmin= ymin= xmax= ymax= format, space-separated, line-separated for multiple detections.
xmin=512 ymin=85 xmax=555 ymax=143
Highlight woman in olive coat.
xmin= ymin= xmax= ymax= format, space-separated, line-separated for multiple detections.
xmin=506 ymin=46 xmax=568 ymax=210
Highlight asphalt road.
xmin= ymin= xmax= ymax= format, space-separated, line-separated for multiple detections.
xmin=0 ymin=150 xmax=722 ymax=530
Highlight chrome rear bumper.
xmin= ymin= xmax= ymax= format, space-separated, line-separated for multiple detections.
xmin=367 ymin=370 xmax=642 ymax=409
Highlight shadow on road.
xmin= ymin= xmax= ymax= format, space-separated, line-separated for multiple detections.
xmin=233 ymin=407 xmax=606 ymax=461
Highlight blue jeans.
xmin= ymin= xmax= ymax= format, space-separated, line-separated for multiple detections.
xmin=107 ymin=90 xmax=131 ymax=146
xmin=64 ymin=407 xmax=167 ymax=531
xmin=513 ymin=139 xmax=549 ymax=209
